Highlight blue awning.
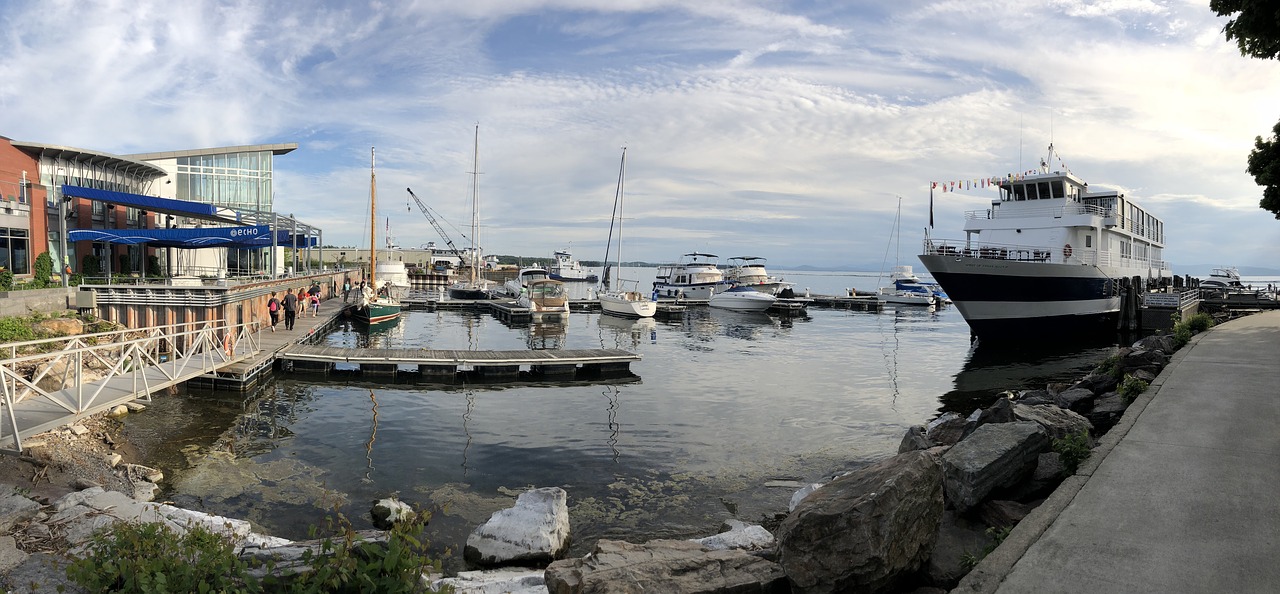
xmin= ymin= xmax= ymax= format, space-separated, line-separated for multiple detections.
xmin=60 ymin=185 xmax=241 ymax=220
xmin=68 ymin=225 xmax=316 ymax=249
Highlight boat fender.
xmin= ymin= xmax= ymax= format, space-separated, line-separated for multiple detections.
xmin=1063 ymin=243 xmax=1073 ymax=259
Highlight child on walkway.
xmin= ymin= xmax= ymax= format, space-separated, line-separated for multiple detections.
xmin=310 ymin=290 xmax=320 ymax=317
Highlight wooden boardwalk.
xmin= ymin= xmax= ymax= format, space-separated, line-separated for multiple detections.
xmin=277 ymin=345 xmax=641 ymax=381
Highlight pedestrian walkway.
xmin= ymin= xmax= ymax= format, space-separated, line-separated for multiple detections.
xmin=957 ymin=310 xmax=1280 ymax=593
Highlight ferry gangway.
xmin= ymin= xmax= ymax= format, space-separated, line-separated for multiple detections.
xmin=1 ymin=320 xmax=261 ymax=454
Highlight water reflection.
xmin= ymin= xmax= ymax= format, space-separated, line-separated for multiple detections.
xmin=597 ymin=315 xmax=657 ymax=350
xmin=364 ymin=390 xmax=379 ymax=483
xmin=600 ymin=384 xmax=622 ymax=463
xmin=678 ymin=308 xmax=785 ymax=344
xmin=524 ymin=322 xmax=568 ymax=350
xmin=460 ymin=389 xmax=475 ymax=476
xmin=940 ymin=337 xmax=1118 ymax=414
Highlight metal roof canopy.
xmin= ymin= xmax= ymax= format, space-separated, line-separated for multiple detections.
xmin=67 ymin=225 xmax=316 ymax=249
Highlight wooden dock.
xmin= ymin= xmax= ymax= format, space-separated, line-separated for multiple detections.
xmin=806 ymin=294 xmax=884 ymax=311
xmin=277 ymin=345 xmax=641 ymax=382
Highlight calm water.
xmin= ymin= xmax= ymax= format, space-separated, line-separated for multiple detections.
xmin=122 ymin=268 xmax=1119 ymax=572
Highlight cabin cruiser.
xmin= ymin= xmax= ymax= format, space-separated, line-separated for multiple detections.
xmin=724 ymin=256 xmax=792 ymax=295
xmin=518 ymin=279 xmax=570 ymax=322
xmin=918 ymin=144 xmax=1172 ymax=337
xmin=1201 ymin=267 xmax=1244 ymax=290
xmin=877 ymin=265 xmax=948 ymax=305
xmin=504 ymin=266 xmax=552 ymax=298
xmin=653 ymin=252 xmax=734 ymax=300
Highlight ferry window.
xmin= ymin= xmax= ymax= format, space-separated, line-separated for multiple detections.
xmin=1085 ymin=235 xmax=1092 ymax=248
xmin=1036 ymin=182 xmax=1051 ymax=200
xmin=1012 ymin=184 xmax=1027 ymax=201
xmin=1052 ymin=182 xmax=1065 ymax=198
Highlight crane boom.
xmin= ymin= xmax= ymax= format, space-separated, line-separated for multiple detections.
xmin=406 ymin=187 xmax=466 ymax=265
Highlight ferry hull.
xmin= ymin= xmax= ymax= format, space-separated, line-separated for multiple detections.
xmin=918 ymin=254 xmax=1121 ymax=337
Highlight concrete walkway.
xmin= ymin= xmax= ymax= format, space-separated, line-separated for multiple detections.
xmin=957 ymin=310 xmax=1280 ymax=594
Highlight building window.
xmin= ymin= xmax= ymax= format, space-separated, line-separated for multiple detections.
xmin=0 ymin=227 xmax=30 ymax=275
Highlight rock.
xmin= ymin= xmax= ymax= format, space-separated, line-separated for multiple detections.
xmin=544 ymin=539 xmax=786 ymax=594
xmin=106 ymin=453 xmax=122 ymax=467
xmin=107 ymin=405 xmax=129 ymax=418
xmin=1133 ymin=334 xmax=1178 ymax=354
xmin=1012 ymin=404 xmax=1094 ymax=443
xmin=1130 ymin=368 xmax=1157 ymax=383
xmin=122 ymin=463 xmax=164 ymax=483
xmin=1119 ymin=348 xmax=1169 ymax=375
xmin=1088 ymin=392 xmax=1129 ymax=432
xmin=69 ymin=424 xmax=89 ymax=436
xmin=131 ymin=480 xmax=160 ymax=502
xmin=124 ymin=401 xmax=148 ymax=412
xmin=926 ymin=412 xmax=967 ymax=446
xmin=1071 ymin=372 xmax=1118 ymax=396
xmin=434 ymin=567 xmax=546 ymax=594
xmin=940 ymin=422 xmax=1049 ymax=513
xmin=693 ymin=520 xmax=775 ymax=552
xmin=1053 ymin=388 xmax=1095 ymax=412
xmin=1033 ymin=452 xmax=1065 ymax=481
xmin=789 ymin=482 xmax=823 ymax=512
xmin=922 ymin=511 xmax=991 ymax=588
xmin=973 ymin=397 xmax=1014 ymax=427
xmin=0 ymin=552 xmax=82 ymax=594
xmin=34 ymin=317 xmax=84 ymax=336
xmin=0 ymin=535 xmax=28 ymax=574
xmin=898 ymin=425 xmax=933 ymax=453
xmin=465 ymin=487 xmax=571 ymax=567
xmin=0 ymin=490 xmax=41 ymax=533
xmin=371 ymin=497 xmax=415 ymax=530
xmin=976 ymin=500 xmax=1033 ymax=530
xmin=776 ymin=450 xmax=944 ymax=594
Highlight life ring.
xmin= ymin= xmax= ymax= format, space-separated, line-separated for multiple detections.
xmin=1063 ymin=243 xmax=1073 ymax=259
xmin=223 ymin=332 xmax=235 ymax=356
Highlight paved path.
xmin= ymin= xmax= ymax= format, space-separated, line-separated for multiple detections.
xmin=957 ymin=310 xmax=1280 ymax=594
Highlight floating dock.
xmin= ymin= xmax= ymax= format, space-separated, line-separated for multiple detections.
xmin=277 ymin=345 xmax=640 ymax=383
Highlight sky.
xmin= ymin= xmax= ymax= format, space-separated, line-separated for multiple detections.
xmin=3 ymin=0 xmax=1279 ymax=271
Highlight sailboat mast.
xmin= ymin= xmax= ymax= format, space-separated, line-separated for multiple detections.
xmin=469 ymin=124 xmax=479 ymax=287
xmin=616 ymin=147 xmax=626 ymax=279
xmin=370 ymin=146 xmax=378 ymax=291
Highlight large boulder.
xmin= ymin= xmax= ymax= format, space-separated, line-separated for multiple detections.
xmin=34 ymin=317 xmax=84 ymax=337
xmin=0 ymin=490 xmax=41 ymax=533
xmin=1071 ymin=372 xmax=1119 ymax=396
xmin=776 ymin=450 xmax=944 ymax=594
xmin=1053 ymin=388 xmax=1095 ymax=413
xmin=544 ymin=539 xmax=787 ymax=594
xmin=940 ymin=422 xmax=1049 ymax=512
xmin=926 ymin=413 xmax=967 ymax=446
xmin=898 ymin=425 xmax=933 ymax=453
xmin=692 ymin=520 xmax=775 ymax=552
xmin=1133 ymin=334 xmax=1177 ymax=354
xmin=1088 ymin=392 xmax=1129 ymax=433
xmin=465 ymin=487 xmax=571 ymax=567
xmin=1118 ymin=348 xmax=1169 ymax=375
xmin=370 ymin=497 xmax=415 ymax=530
xmin=1012 ymin=404 xmax=1094 ymax=443
xmin=922 ymin=511 xmax=991 ymax=588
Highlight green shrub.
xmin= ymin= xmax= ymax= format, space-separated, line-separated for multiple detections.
xmin=82 ymin=254 xmax=102 ymax=277
xmin=34 ymin=252 xmax=54 ymax=284
xmin=1185 ymin=312 xmax=1214 ymax=333
xmin=1118 ymin=374 xmax=1150 ymax=403
xmin=1096 ymin=354 xmax=1123 ymax=379
xmin=148 ymin=254 xmax=163 ymax=277
xmin=66 ymin=521 xmax=256 ymax=593
xmin=65 ymin=507 xmax=447 ymax=593
xmin=0 ymin=268 xmax=12 ymax=291
xmin=0 ymin=317 xmax=35 ymax=343
xmin=1053 ymin=430 xmax=1092 ymax=475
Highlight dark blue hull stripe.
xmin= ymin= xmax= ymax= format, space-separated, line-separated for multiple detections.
xmin=929 ymin=271 xmax=1113 ymax=302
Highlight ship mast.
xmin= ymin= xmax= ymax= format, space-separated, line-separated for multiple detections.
xmin=370 ymin=146 xmax=377 ymax=292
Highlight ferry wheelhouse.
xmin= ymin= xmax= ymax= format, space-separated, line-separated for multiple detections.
xmin=918 ymin=146 xmax=1172 ymax=337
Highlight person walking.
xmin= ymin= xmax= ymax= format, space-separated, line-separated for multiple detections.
xmin=267 ymin=291 xmax=280 ymax=332
xmin=283 ymin=288 xmax=298 ymax=330
xmin=309 ymin=289 xmax=320 ymax=317
xmin=343 ymin=278 xmax=352 ymax=302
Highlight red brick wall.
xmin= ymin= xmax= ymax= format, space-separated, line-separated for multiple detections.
xmin=0 ymin=137 xmax=48 ymax=277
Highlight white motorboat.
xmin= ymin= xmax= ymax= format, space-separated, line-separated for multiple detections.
xmin=598 ymin=148 xmax=658 ymax=318
xmin=653 ymin=252 xmax=734 ymax=300
xmin=709 ymin=285 xmax=777 ymax=311
xmin=1201 ymin=266 xmax=1244 ymax=290
xmin=517 ymin=278 xmax=570 ymax=322
xmin=724 ymin=256 xmax=792 ymax=295
xmin=549 ymin=248 xmax=599 ymax=283
xmin=918 ymin=143 xmax=1172 ymax=337
xmin=504 ymin=266 xmax=551 ymax=298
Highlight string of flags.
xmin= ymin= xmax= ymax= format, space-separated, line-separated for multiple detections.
xmin=930 ymin=168 xmax=1055 ymax=193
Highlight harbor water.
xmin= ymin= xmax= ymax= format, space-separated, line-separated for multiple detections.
xmin=120 ymin=268 xmax=1121 ymax=573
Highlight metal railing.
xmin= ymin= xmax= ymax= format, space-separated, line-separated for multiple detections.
xmin=964 ymin=203 xmax=1112 ymax=221
xmin=1 ymin=319 xmax=261 ymax=452
xmin=923 ymin=239 xmax=1171 ymax=272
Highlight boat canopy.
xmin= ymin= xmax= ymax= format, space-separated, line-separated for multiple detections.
xmin=68 ymin=225 xmax=317 ymax=249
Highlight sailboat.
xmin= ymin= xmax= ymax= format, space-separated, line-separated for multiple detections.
xmin=449 ymin=124 xmax=497 ymax=300
xmin=876 ymin=197 xmax=936 ymax=307
xmin=354 ymin=147 xmax=402 ymax=325
xmin=598 ymin=147 xmax=657 ymax=318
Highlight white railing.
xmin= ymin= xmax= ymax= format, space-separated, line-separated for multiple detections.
xmin=1 ymin=320 xmax=261 ymax=451
xmin=964 ymin=203 xmax=1112 ymax=221
xmin=923 ymin=239 xmax=1172 ymax=273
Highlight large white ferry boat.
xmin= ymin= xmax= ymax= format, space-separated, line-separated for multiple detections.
xmin=918 ymin=145 xmax=1172 ymax=337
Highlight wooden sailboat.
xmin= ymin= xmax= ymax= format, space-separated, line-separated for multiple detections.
xmin=598 ymin=147 xmax=657 ymax=318
xmin=354 ymin=147 xmax=402 ymax=324
xmin=449 ymin=124 xmax=496 ymax=300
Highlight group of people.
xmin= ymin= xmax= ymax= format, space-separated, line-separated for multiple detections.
xmin=266 ymin=285 xmax=322 ymax=332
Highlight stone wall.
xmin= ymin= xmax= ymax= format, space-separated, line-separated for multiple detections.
xmin=0 ymin=287 xmax=73 ymax=317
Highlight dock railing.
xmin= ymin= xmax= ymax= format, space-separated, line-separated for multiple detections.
xmin=1 ymin=319 xmax=261 ymax=452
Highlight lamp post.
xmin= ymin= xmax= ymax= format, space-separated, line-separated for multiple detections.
xmin=56 ymin=168 xmax=68 ymax=287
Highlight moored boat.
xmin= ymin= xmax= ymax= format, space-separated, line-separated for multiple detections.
xmin=353 ymin=147 xmax=401 ymax=325
xmin=598 ymin=147 xmax=657 ymax=318
xmin=709 ymin=285 xmax=777 ymax=311
xmin=518 ymin=278 xmax=570 ymax=322
xmin=549 ymin=248 xmax=599 ymax=283
xmin=653 ymin=252 xmax=734 ymax=300
xmin=724 ymin=256 xmax=792 ymax=295
xmin=918 ymin=144 xmax=1172 ymax=337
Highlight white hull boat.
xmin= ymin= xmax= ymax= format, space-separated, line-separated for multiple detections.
xmin=918 ymin=144 xmax=1172 ymax=337
xmin=653 ymin=252 xmax=733 ymax=300
xmin=709 ymin=285 xmax=777 ymax=311
xmin=598 ymin=148 xmax=657 ymax=318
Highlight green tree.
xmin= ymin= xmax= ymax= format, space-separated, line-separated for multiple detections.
xmin=1211 ymin=0 xmax=1280 ymax=217
xmin=1210 ymin=0 xmax=1280 ymax=59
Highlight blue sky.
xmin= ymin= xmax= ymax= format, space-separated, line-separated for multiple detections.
xmin=3 ymin=0 xmax=1279 ymax=270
